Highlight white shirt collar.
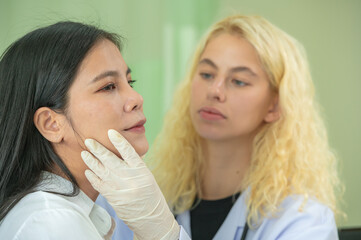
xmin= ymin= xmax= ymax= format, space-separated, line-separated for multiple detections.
xmin=37 ymin=171 xmax=115 ymax=239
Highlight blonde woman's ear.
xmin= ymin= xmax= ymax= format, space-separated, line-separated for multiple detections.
xmin=264 ymin=95 xmax=280 ymax=123
xmin=33 ymin=107 xmax=65 ymax=143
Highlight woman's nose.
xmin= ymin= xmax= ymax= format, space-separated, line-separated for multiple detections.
xmin=124 ymin=88 xmax=144 ymax=112
xmin=207 ymin=78 xmax=226 ymax=102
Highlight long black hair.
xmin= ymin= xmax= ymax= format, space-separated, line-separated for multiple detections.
xmin=0 ymin=21 xmax=122 ymax=221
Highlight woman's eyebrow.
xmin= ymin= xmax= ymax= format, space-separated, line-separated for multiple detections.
xmin=199 ymin=58 xmax=218 ymax=69
xmin=91 ymin=67 xmax=131 ymax=84
xmin=199 ymin=58 xmax=257 ymax=77
xmin=91 ymin=70 xmax=119 ymax=83
xmin=229 ymin=66 xmax=257 ymax=77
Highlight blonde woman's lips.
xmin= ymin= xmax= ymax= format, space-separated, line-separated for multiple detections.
xmin=199 ymin=107 xmax=226 ymax=121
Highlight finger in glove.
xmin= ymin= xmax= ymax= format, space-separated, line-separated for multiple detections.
xmin=81 ymin=150 xmax=109 ymax=180
xmin=84 ymin=169 xmax=103 ymax=192
xmin=108 ymin=129 xmax=144 ymax=168
xmin=84 ymin=138 xmax=124 ymax=169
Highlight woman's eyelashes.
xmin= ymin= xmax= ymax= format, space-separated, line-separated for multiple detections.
xmin=97 ymin=79 xmax=136 ymax=92
xmin=200 ymin=72 xmax=214 ymax=80
xmin=99 ymin=83 xmax=116 ymax=92
xmin=232 ymin=79 xmax=248 ymax=87
xmin=128 ymin=79 xmax=136 ymax=88
xmin=199 ymin=71 xmax=248 ymax=87
xmin=199 ymin=70 xmax=248 ymax=83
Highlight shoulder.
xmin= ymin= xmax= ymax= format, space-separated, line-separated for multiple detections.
xmin=0 ymin=191 xmax=101 ymax=240
xmin=278 ymin=195 xmax=335 ymax=225
xmin=255 ymin=195 xmax=338 ymax=240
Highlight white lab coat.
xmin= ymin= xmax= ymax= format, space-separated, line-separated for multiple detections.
xmin=176 ymin=190 xmax=338 ymax=240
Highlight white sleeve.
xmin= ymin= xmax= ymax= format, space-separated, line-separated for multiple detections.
xmin=276 ymin=202 xmax=338 ymax=240
xmin=14 ymin=209 xmax=102 ymax=240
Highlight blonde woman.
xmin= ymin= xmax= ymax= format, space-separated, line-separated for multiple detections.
xmin=85 ymin=15 xmax=342 ymax=239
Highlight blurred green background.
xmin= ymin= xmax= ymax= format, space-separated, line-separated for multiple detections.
xmin=1 ymin=0 xmax=360 ymax=228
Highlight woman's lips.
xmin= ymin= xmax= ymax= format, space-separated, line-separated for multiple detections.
xmin=124 ymin=119 xmax=146 ymax=133
xmin=199 ymin=107 xmax=226 ymax=121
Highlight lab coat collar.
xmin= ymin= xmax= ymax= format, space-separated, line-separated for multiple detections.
xmin=213 ymin=188 xmax=249 ymax=239
xmin=177 ymin=188 xmax=250 ymax=239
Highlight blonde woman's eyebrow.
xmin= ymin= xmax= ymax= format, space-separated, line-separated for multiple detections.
xmin=229 ymin=66 xmax=257 ymax=77
xmin=199 ymin=58 xmax=257 ymax=77
xmin=199 ymin=58 xmax=218 ymax=69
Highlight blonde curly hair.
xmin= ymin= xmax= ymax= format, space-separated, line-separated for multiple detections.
xmin=149 ymin=15 xmax=343 ymax=226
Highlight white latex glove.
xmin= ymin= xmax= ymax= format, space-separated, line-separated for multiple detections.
xmin=81 ymin=129 xmax=180 ymax=240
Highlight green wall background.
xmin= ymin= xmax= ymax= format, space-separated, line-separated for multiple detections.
xmin=0 ymin=0 xmax=360 ymax=228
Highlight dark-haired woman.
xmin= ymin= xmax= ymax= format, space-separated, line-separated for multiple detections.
xmin=0 ymin=21 xmax=180 ymax=239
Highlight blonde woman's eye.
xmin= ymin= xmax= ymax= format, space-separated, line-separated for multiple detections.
xmin=233 ymin=79 xmax=247 ymax=86
xmin=200 ymin=72 xmax=213 ymax=80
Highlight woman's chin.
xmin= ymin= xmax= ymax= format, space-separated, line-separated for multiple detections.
xmin=134 ymin=142 xmax=149 ymax=158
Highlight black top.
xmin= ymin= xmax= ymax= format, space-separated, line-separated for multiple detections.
xmin=190 ymin=193 xmax=241 ymax=240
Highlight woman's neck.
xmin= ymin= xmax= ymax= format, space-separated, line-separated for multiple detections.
xmin=200 ymin=137 xmax=252 ymax=200
xmin=52 ymin=145 xmax=99 ymax=202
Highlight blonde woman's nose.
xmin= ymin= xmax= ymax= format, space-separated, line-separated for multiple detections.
xmin=207 ymin=78 xmax=226 ymax=102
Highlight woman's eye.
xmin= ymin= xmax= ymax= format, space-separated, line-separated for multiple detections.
xmin=233 ymin=79 xmax=247 ymax=86
xmin=128 ymin=80 xmax=136 ymax=88
xmin=100 ymin=83 xmax=116 ymax=91
xmin=200 ymin=72 xmax=213 ymax=80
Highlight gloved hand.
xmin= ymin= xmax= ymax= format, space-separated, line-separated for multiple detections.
xmin=81 ymin=129 xmax=180 ymax=240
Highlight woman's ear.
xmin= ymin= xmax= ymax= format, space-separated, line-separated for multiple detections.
xmin=264 ymin=94 xmax=280 ymax=123
xmin=33 ymin=107 xmax=65 ymax=143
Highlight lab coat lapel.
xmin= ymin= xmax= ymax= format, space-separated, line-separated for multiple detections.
xmin=213 ymin=190 xmax=249 ymax=240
